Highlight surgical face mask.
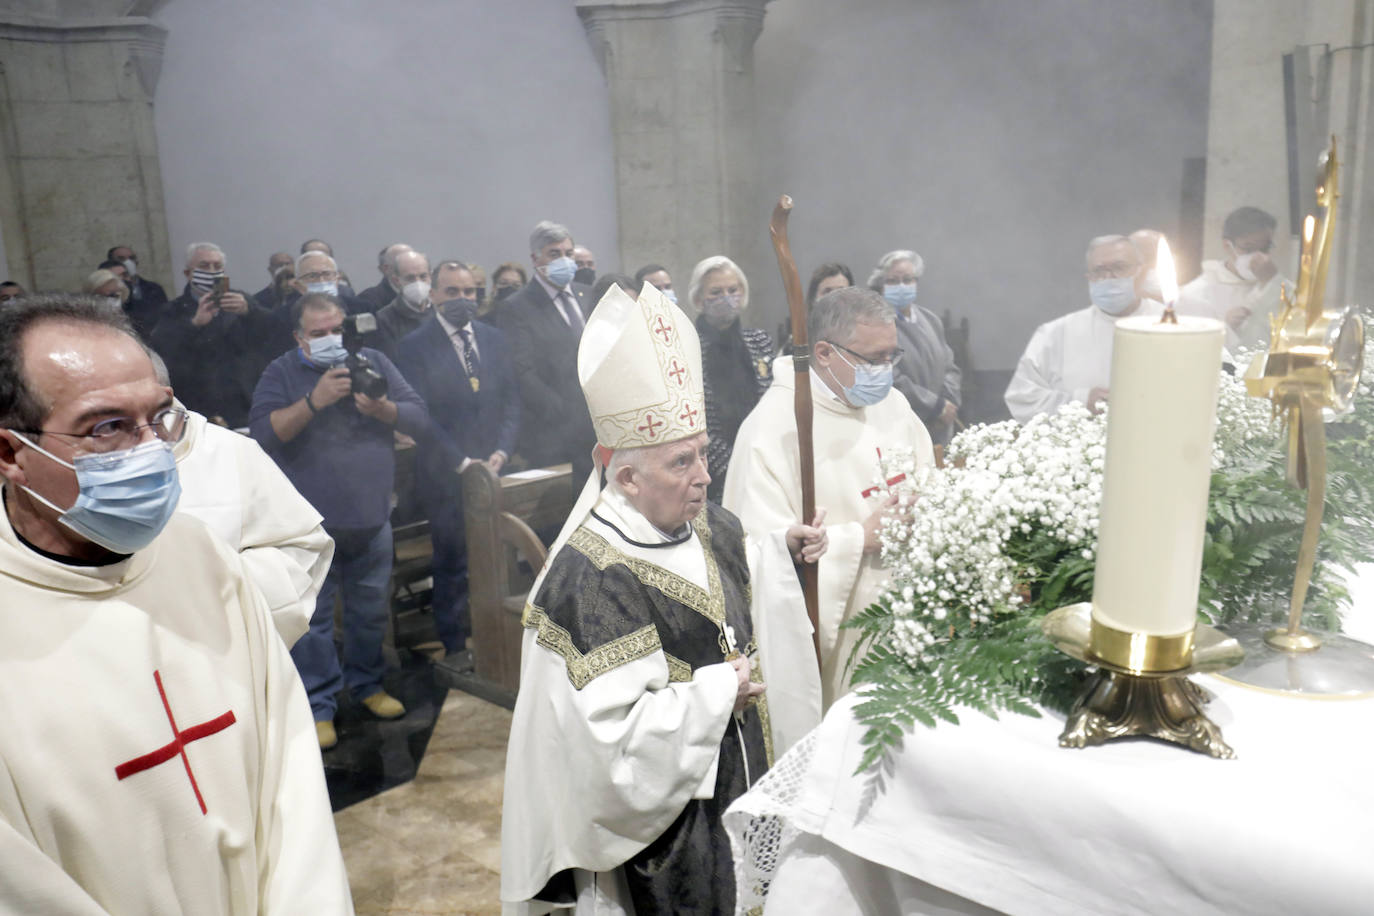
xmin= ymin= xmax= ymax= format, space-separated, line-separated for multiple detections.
xmin=495 ymin=285 xmax=518 ymax=301
xmin=13 ymin=435 xmax=181 ymax=554
xmin=573 ymin=266 xmax=596 ymax=287
xmin=305 ymin=280 xmax=338 ymax=296
xmin=1088 ymin=276 xmax=1138 ymax=315
xmin=663 ymin=288 xmax=678 ymax=305
xmin=439 ymin=297 xmax=478 ymax=328
xmin=103 ymin=295 xmax=122 ymax=309
xmin=190 ymin=268 xmax=224 ymax=293
xmin=1225 ymin=242 xmax=1260 ymax=282
xmin=542 ymin=256 xmax=577 ymax=289
xmin=883 ymin=282 xmax=917 ymax=310
xmin=830 ymin=349 xmax=894 ymax=407
xmin=402 ymin=280 xmax=431 ymax=309
xmin=121 ymin=258 xmax=138 ymax=279
xmin=306 ymin=332 xmax=347 ymax=366
xmin=702 ymin=293 xmax=743 ymax=323
xmin=1141 ymin=268 xmax=1163 ymax=301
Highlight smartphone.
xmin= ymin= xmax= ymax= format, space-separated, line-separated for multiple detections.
xmin=212 ymin=276 xmax=230 ymax=297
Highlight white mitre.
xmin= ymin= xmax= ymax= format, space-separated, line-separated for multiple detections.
xmin=531 ymin=282 xmax=708 ymax=593
xmin=580 ymin=282 xmax=706 ymax=450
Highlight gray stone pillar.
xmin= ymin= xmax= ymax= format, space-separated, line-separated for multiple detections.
xmin=1205 ymin=0 xmax=1374 ymax=305
xmin=576 ymin=0 xmax=770 ymax=315
xmin=0 ymin=3 xmax=171 ymax=293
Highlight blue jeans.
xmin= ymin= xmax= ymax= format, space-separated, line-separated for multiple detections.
xmin=428 ymin=501 xmax=470 ymax=653
xmin=291 ymin=523 xmax=393 ymax=720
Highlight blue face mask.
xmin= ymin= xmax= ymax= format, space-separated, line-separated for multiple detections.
xmin=543 ymin=256 xmax=577 ymax=289
xmin=663 ymin=289 xmax=678 ymax=305
xmin=1089 ymin=276 xmax=1138 ymax=315
xmin=305 ymin=332 xmax=347 ymax=367
xmin=14 ymin=436 xmax=182 ymax=554
xmin=883 ymin=282 xmax=917 ymax=310
xmin=830 ymin=349 xmax=894 ymax=407
xmin=306 ymin=280 xmax=338 ymax=297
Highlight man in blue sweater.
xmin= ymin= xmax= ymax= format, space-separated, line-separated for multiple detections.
xmin=251 ymin=292 xmax=429 ymax=750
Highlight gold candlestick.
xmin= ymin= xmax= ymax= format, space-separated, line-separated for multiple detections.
xmin=1044 ymin=604 xmax=1244 ymax=758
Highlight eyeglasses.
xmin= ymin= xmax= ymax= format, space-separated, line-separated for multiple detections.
xmin=828 ymin=341 xmax=903 ymax=368
xmin=16 ymin=407 xmax=188 ymax=454
xmin=1086 ymin=261 xmax=1139 ymax=281
xmin=298 ymin=270 xmax=339 ymax=283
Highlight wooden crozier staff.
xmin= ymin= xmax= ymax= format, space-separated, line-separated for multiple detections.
xmin=769 ymin=196 xmax=823 ymax=669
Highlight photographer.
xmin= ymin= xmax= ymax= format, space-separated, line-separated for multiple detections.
xmin=250 ymin=292 xmax=428 ymax=750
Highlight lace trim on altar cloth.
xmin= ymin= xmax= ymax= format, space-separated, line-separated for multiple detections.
xmin=724 ymin=728 xmax=818 ymax=915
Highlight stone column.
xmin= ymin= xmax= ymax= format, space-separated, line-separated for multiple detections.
xmin=0 ymin=3 xmax=171 ymax=293
xmin=1205 ymin=0 xmax=1374 ymax=304
xmin=576 ymin=0 xmax=770 ymax=313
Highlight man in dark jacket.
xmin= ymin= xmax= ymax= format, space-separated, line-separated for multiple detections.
xmin=107 ymin=243 xmax=168 ymax=339
xmin=355 ymin=242 xmax=413 ymax=310
xmin=149 ymin=242 xmax=274 ymax=427
xmin=396 ymin=260 xmax=520 ymax=653
xmin=370 ymin=249 xmax=435 ymax=361
xmin=490 ymin=220 xmax=595 ymax=479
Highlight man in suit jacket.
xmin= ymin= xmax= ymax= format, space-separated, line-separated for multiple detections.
xmin=490 ymin=220 xmax=595 ymax=480
xmin=396 ymin=260 xmax=520 ymax=654
xmin=356 ymin=242 xmax=413 ymax=310
xmin=107 ymin=243 xmax=169 ymax=339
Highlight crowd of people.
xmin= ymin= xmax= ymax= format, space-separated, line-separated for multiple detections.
xmin=0 ymin=203 xmax=1284 ymax=912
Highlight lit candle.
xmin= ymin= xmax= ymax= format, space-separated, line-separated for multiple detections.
xmin=1089 ymin=240 xmax=1224 ymax=672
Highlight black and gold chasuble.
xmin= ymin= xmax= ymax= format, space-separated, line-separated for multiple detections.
xmin=524 ymin=501 xmax=771 ymax=915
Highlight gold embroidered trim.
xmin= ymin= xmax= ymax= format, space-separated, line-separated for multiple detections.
xmin=664 ymin=652 xmax=693 ymax=683
xmin=749 ymin=649 xmax=775 ymax=767
xmin=566 ymin=525 xmax=726 ymax=627
xmin=524 ymin=604 xmax=662 ymax=690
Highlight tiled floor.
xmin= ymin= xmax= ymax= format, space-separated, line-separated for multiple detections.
xmin=337 ymin=691 xmax=512 ymax=915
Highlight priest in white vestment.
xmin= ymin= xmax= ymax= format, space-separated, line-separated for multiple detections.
xmin=501 ymin=284 xmax=826 ymax=916
xmin=0 ymin=296 xmax=351 ymax=915
xmin=1005 ymin=234 xmax=1164 ymax=423
xmin=172 ymin=405 xmax=333 ymax=647
xmin=1176 ymin=205 xmax=1288 ymax=352
xmin=724 ymin=287 xmax=935 ymax=707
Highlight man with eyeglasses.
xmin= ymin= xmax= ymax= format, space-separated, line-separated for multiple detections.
xmin=1005 ymin=234 xmax=1164 ymax=423
xmin=1178 ymin=205 xmax=1288 ymax=351
xmin=724 ymin=286 xmax=934 ymax=708
xmin=0 ymin=294 xmax=351 ymax=913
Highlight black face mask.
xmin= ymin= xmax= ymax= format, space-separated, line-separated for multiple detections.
xmin=438 ymin=297 xmax=478 ymax=328
xmin=494 ymin=285 xmax=518 ymax=301
xmin=573 ymin=267 xmax=596 ymax=287
xmin=475 ymin=286 xmax=486 ymax=304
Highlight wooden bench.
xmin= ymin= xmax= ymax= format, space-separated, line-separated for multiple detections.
xmin=461 ymin=462 xmax=575 ymax=694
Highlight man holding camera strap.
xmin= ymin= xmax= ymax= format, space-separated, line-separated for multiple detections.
xmin=250 ymin=292 xmax=429 ymax=750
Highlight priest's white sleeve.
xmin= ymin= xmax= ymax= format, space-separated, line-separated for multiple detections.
xmin=1005 ymin=322 xmax=1077 ymax=423
xmin=501 ymin=628 xmax=737 ymax=906
xmin=227 ymin=429 xmax=333 ymax=648
xmin=0 ymin=775 xmax=113 ymax=915
xmin=239 ymin=560 xmax=354 ymax=913
xmin=747 ymin=530 xmax=822 ymax=757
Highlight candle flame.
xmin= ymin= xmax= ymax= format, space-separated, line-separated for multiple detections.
xmin=1156 ymin=236 xmax=1178 ymax=305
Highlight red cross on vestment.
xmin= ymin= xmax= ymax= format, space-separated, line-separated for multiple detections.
xmin=679 ymin=403 xmax=699 ymax=427
xmin=637 ymin=413 xmax=664 ymax=437
xmin=652 ymin=316 xmax=673 ymax=343
xmin=114 ymin=670 xmax=237 ymax=816
xmin=667 ymin=360 xmax=687 ymax=385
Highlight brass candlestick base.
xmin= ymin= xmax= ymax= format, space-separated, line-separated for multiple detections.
xmin=1059 ymin=670 xmax=1234 ymax=758
xmin=1264 ymin=627 xmax=1323 ymax=652
xmin=1220 ymin=621 xmax=1374 ymax=696
xmin=1043 ymin=603 xmax=1245 ymax=759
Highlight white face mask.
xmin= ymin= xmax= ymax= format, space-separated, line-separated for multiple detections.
xmin=1225 ymin=241 xmax=1260 ymax=282
xmin=121 ymin=258 xmax=138 ymax=279
xmin=402 ymin=280 xmax=431 ymax=309
xmin=104 ymin=295 xmax=122 ymax=309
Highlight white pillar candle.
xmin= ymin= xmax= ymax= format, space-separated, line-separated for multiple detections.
xmin=1091 ymin=315 xmax=1224 ymax=652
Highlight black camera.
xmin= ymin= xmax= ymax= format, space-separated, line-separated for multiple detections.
xmin=341 ymin=313 xmax=389 ymax=400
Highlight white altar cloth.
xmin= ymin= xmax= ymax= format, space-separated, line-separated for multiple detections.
xmin=726 ymin=670 xmax=1374 ymax=915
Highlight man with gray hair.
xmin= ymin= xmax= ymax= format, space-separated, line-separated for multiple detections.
xmin=150 ymin=241 xmax=272 ymax=427
xmin=724 ymin=286 xmax=934 ymax=707
xmin=492 ymin=220 xmax=595 ymax=478
xmin=371 ymin=248 xmax=435 ymax=360
xmin=1004 ymin=234 xmax=1162 ymax=422
xmin=357 ymin=242 xmax=414 ymax=310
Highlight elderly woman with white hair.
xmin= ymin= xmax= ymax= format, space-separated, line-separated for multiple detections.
xmin=82 ymin=268 xmax=130 ymax=310
xmin=688 ymin=255 xmax=774 ymax=502
xmin=869 ymin=249 xmax=962 ymax=445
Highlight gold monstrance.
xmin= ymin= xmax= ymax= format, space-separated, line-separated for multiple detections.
xmin=1227 ymin=136 xmax=1374 ymax=694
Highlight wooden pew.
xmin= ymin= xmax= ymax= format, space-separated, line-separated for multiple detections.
xmin=461 ymin=462 xmax=575 ymax=694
